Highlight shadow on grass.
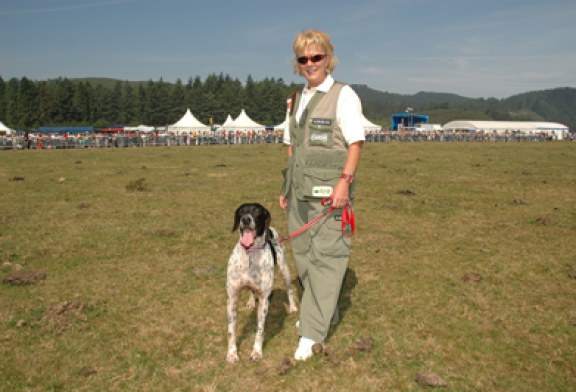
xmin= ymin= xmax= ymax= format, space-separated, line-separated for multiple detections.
xmin=236 ymin=288 xmax=297 ymax=350
xmin=224 ymin=268 xmax=357 ymax=354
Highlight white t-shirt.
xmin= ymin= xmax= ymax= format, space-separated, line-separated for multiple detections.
xmin=283 ymin=75 xmax=365 ymax=146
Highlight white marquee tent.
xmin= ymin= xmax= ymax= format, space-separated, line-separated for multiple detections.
xmin=442 ymin=120 xmax=569 ymax=140
xmin=167 ymin=108 xmax=210 ymax=134
xmin=273 ymin=119 xmax=287 ymax=131
xmin=124 ymin=124 xmax=155 ymax=133
xmin=362 ymin=114 xmax=381 ymax=133
xmin=415 ymin=123 xmax=443 ymax=133
xmin=0 ymin=121 xmax=14 ymax=135
xmin=221 ymin=109 xmax=265 ymax=132
xmin=221 ymin=114 xmax=234 ymax=128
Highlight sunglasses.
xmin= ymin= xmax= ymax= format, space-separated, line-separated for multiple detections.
xmin=297 ymin=54 xmax=327 ymax=65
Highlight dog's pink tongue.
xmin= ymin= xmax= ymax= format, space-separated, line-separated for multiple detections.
xmin=241 ymin=230 xmax=255 ymax=248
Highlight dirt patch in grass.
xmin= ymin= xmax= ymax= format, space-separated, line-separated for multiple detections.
xmin=461 ymin=272 xmax=483 ymax=283
xmin=3 ymin=270 xmax=46 ymax=285
xmin=415 ymin=370 xmax=448 ymax=387
xmin=40 ymin=300 xmax=102 ymax=334
xmin=126 ymin=177 xmax=149 ymax=192
xmin=398 ymin=189 xmax=417 ymax=196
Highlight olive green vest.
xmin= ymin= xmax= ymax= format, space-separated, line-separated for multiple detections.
xmin=282 ymin=82 xmax=355 ymax=201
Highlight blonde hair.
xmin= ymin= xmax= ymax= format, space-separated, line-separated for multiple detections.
xmin=292 ymin=29 xmax=339 ymax=75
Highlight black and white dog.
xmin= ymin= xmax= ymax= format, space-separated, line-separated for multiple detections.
xmin=226 ymin=203 xmax=298 ymax=363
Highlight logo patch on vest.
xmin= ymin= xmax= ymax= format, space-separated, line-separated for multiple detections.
xmin=312 ymin=186 xmax=333 ymax=197
xmin=312 ymin=118 xmax=332 ymax=126
xmin=310 ymin=133 xmax=329 ymax=143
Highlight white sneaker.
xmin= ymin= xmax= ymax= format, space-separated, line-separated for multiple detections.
xmin=294 ymin=337 xmax=316 ymax=361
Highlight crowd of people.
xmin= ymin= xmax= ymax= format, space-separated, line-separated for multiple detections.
xmin=0 ymin=129 xmax=285 ymax=150
xmin=0 ymin=128 xmax=570 ymax=150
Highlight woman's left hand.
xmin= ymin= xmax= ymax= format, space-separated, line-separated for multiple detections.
xmin=331 ymin=179 xmax=350 ymax=208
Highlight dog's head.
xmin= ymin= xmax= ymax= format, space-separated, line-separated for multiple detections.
xmin=232 ymin=203 xmax=271 ymax=249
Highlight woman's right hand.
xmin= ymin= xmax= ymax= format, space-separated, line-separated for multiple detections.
xmin=279 ymin=195 xmax=288 ymax=209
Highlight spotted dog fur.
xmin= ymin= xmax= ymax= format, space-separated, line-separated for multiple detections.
xmin=226 ymin=203 xmax=298 ymax=363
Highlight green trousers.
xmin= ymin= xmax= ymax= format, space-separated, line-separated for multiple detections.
xmin=287 ymin=190 xmax=351 ymax=343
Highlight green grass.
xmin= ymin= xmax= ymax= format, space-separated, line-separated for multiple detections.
xmin=1 ymin=142 xmax=575 ymax=391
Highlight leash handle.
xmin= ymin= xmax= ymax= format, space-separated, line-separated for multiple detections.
xmin=342 ymin=202 xmax=355 ymax=237
xmin=324 ymin=197 xmax=355 ymax=237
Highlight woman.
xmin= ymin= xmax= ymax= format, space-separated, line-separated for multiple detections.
xmin=279 ymin=29 xmax=365 ymax=361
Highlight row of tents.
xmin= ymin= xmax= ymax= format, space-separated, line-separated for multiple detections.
xmin=167 ymin=108 xmax=382 ymax=134
xmin=0 ymin=108 xmax=383 ymax=136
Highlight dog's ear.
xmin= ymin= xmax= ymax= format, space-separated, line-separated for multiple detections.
xmin=232 ymin=206 xmax=241 ymax=232
xmin=258 ymin=207 xmax=271 ymax=237
xmin=264 ymin=208 xmax=271 ymax=230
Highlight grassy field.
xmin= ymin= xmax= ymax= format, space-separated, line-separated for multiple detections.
xmin=1 ymin=142 xmax=575 ymax=391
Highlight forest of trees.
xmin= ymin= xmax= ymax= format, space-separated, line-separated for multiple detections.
xmin=1 ymin=73 xmax=574 ymax=131
xmin=0 ymin=74 xmax=299 ymax=130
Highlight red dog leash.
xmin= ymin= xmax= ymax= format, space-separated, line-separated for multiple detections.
xmin=279 ymin=197 xmax=355 ymax=243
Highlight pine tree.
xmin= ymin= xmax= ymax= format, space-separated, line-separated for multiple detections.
xmin=17 ymin=77 xmax=38 ymax=128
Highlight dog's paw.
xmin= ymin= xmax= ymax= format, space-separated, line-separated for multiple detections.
xmin=249 ymin=349 xmax=263 ymax=362
xmin=226 ymin=351 xmax=240 ymax=364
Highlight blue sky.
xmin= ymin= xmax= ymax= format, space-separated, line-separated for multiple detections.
xmin=1 ymin=0 xmax=575 ymax=98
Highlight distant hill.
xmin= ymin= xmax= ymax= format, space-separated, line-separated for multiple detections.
xmin=351 ymin=84 xmax=576 ymax=130
xmin=501 ymin=87 xmax=576 ymax=129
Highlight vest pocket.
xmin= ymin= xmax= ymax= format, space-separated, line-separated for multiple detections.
xmin=314 ymin=214 xmax=351 ymax=257
xmin=301 ymin=167 xmax=341 ymax=199
xmin=308 ymin=118 xmax=333 ymax=147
